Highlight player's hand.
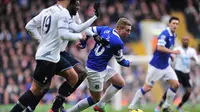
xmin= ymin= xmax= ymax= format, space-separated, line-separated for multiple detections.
xmin=191 ymin=57 xmax=195 ymax=61
xmin=170 ymin=55 xmax=175 ymax=61
xmin=93 ymin=2 xmax=100 ymax=17
xmin=129 ymin=61 xmax=132 ymax=66
xmin=81 ymin=32 xmax=86 ymax=40
xmin=76 ymin=41 xmax=85 ymax=49
xmin=93 ymin=35 xmax=109 ymax=46
xmin=173 ymin=50 xmax=180 ymax=54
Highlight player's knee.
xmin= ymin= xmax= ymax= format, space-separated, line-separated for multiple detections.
xmin=42 ymin=83 xmax=50 ymax=94
xmin=30 ymin=81 xmax=44 ymax=95
xmin=118 ymin=78 xmax=125 ymax=87
xmin=91 ymin=96 xmax=100 ymax=103
xmin=173 ymin=81 xmax=180 ymax=90
xmin=185 ymin=88 xmax=192 ymax=95
xmin=143 ymin=84 xmax=152 ymax=92
xmin=32 ymin=83 xmax=50 ymax=96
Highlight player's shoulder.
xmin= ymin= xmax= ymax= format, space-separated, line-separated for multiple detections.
xmin=188 ymin=47 xmax=196 ymax=52
xmin=48 ymin=5 xmax=70 ymax=17
xmin=159 ymin=28 xmax=171 ymax=39
xmin=111 ymin=30 xmax=123 ymax=48
xmin=100 ymin=26 xmax=111 ymax=31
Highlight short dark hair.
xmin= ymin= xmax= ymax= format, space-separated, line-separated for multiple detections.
xmin=169 ymin=16 xmax=179 ymax=23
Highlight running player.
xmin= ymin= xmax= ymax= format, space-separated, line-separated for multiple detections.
xmin=49 ymin=1 xmax=100 ymax=112
xmin=10 ymin=0 xmax=86 ymax=111
xmin=154 ymin=36 xmax=200 ymax=112
xmin=65 ymin=17 xmax=132 ymax=112
xmin=128 ymin=17 xmax=180 ymax=112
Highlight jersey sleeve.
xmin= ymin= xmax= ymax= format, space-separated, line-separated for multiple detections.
xmin=25 ymin=11 xmax=42 ymax=40
xmin=113 ymin=42 xmax=130 ymax=67
xmin=114 ymin=49 xmax=130 ymax=67
xmin=73 ymin=12 xmax=82 ymax=24
xmin=73 ymin=13 xmax=95 ymax=36
xmin=57 ymin=10 xmax=82 ymax=40
xmin=89 ymin=26 xmax=108 ymax=35
xmin=157 ymin=34 xmax=167 ymax=46
xmin=192 ymin=48 xmax=200 ymax=65
xmin=69 ymin=15 xmax=97 ymax=32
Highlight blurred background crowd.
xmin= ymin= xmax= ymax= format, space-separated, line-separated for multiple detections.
xmin=0 ymin=0 xmax=200 ymax=108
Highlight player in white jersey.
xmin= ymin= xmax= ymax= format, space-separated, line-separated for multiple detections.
xmin=10 ymin=0 xmax=86 ymax=112
xmin=49 ymin=1 xmax=100 ymax=112
xmin=154 ymin=36 xmax=200 ymax=112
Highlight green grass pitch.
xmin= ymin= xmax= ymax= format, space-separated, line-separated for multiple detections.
xmin=0 ymin=103 xmax=199 ymax=112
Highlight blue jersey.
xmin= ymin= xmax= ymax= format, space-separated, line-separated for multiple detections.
xmin=86 ymin=26 xmax=130 ymax=72
xmin=150 ymin=27 xmax=176 ymax=69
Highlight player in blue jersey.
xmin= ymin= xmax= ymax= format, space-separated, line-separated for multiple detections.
xmin=128 ymin=17 xmax=180 ymax=112
xmin=64 ymin=18 xmax=132 ymax=112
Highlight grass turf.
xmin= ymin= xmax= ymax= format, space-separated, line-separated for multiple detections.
xmin=0 ymin=103 xmax=199 ymax=112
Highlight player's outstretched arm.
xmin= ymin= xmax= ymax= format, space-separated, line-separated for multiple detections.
xmin=69 ymin=16 xmax=97 ymax=33
xmin=73 ymin=13 xmax=95 ymax=36
xmin=58 ymin=29 xmax=86 ymax=40
xmin=69 ymin=2 xmax=100 ymax=33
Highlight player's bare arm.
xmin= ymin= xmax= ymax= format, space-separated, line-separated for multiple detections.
xmin=157 ymin=45 xmax=180 ymax=54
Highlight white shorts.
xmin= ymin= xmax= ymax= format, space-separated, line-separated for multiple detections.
xmin=86 ymin=66 xmax=117 ymax=92
xmin=145 ymin=64 xmax=178 ymax=86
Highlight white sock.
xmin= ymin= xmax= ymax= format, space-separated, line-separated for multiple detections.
xmin=97 ymin=85 xmax=122 ymax=107
xmin=163 ymin=88 xmax=176 ymax=108
xmin=66 ymin=97 xmax=94 ymax=112
xmin=128 ymin=88 xmax=145 ymax=109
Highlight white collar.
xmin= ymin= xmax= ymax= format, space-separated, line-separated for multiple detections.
xmin=113 ymin=29 xmax=120 ymax=38
xmin=166 ymin=27 xmax=175 ymax=36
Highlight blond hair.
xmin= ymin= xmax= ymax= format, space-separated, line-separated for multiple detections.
xmin=116 ymin=18 xmax=132 ymax=29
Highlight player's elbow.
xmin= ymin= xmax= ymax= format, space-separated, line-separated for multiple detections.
xmin=25 ymin=24 xmax=31 ymax=32
xmin=157 ymin=45 xmax=163 ymax=51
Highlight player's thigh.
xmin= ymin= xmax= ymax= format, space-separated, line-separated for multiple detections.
xmin=175 ymin=70 xmax=184 ymax=85
xmin=86 ymin=67 xmax=106 ymax=92
xmin=163 ymin=66 xmax=178 ymax=81
xmin=33 ymin=60 xmax=56 ymax=87
xmin=145 ymin=64 xmax=163 ymax=86
xmin=89 ymin=89 xmax=102 ymax=103
xmin=106 ymin=66 xmax=125 ymax=86
xmin=181 ymin=73 xmax=192 ymax=88
xmin=164 ymin=66 xmax=179 ymax=88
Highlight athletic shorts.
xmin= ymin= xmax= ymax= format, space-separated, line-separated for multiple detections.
xmin=54 ymin=51 xmax=80 ymax=74
xmin=145 ymin=64 xmax=178 ymax=86
xmin=175 ymin=70 xmax=192 ymax=88
xmin=86 ymin=66 xmax=117 ymax=92
xmin=33 ymin=60 xmax=57 ymax=86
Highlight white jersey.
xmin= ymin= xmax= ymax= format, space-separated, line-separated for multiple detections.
xmin=25 ymin=5 xmax=83 ymax=63
xmin=60 ymin=13 xmax=96 ymax=52
xmin=174 ymin=46 xmax=200 ymax=73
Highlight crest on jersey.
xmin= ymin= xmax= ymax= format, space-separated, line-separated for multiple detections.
xmin=104 ymin=30 xmax=110 ymax=34
xmin=160 ymin=35 xmax=166 ymax=40
xmin=63 ymin=17 xmax=68 ymax=23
